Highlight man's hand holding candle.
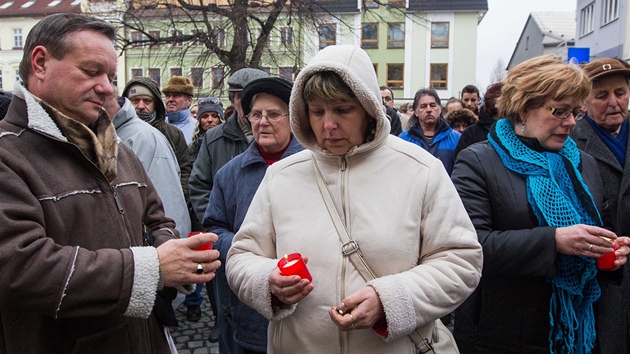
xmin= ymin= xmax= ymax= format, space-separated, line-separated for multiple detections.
xmin=269 ymin=255 xmax=314 ymax=305
xmin=157 ymin=232 xmax=221 ymax=286
xmin=329 ymin=286 xmax=385 ymax=332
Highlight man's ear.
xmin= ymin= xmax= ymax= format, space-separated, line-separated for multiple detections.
xmin=31 ymin=46 xmax=49 ymax=81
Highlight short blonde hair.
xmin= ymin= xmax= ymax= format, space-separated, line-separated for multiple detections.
xmin=497 ymin=55 xmax=591 ymax=124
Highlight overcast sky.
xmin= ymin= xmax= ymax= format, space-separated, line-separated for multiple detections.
xmin=476 ymin=0 xmax=577 ymax=92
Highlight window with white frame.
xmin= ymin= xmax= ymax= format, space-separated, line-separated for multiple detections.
xmin=602 ymin=0 xmax=619 ymax=25
xmin=14 ymin=68 xmax=20 ymax=84
xmin=149 ymin=30 xmax=160 ymax=48
xmin=170 ymin=67 xmax=182 ymax=77
xmin=280 ymin=27 xmax=294 ymax=46
xmin=191 ymin=68 xmax=204 ymax=89
xmin=13 ymin=28 xmax=23 ymax=48
xmin=149 ymin=68 xmax=161 ymax=86
xmin=212 ymin=28 xmax=226 ymax=48
xmin=212 ymin=67 xmax=224 ymax=89
xmin=131 ymin=31 xmax=143 ymax=47
xmin=172 ymin=30 xmax=183 ymax=47
xmin=581 ymin=3 xmax=595 ymax=36
xmin=131 ymin=68 xmax=143 ymax=78
xmin=192 ymin=29 xmax=204 ymax=46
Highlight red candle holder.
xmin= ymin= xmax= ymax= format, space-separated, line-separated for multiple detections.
xmin=188 ymin=231 xmax=213 ymax=251
xmin=596 ymin=236 xmax=617 ymax=271
xmin=277 ymin=253 xmax=312 ymax=282
xmin=596 ymin=248 xmax=617 ymax=271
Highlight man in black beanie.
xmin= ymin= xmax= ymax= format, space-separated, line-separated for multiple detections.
xmin=123 ymin=77 xmax=192 ymax=199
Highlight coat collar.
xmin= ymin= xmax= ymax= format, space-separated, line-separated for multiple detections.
xmin=13 ymin=82 xmax=67 ymax=142
xmin=240 ymin=136 xmax=303 ymax=169
xmin=573 ymin=118 xmax=626 ymax=173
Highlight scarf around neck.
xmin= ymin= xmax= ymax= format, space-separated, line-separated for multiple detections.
xmin=586 ymin=116 xmax=628 ymax=167
xmin=488 ymin=118 xmax=602 ymax=354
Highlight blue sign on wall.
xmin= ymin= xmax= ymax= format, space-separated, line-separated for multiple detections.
xmin=568 ymin=47 xmax=590 ymax=64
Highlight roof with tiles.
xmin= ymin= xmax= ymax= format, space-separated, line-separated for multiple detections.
xmin=531 ymin=11 xmax=576 ymax=45
xmin=0 ymin=0 xmax=81 ymax=17
xmin=408 ymin=0 xmax=488 ymax=12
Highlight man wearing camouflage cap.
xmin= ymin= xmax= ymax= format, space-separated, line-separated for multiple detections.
xmin=189 ymin=68 xmax=268 ymax=353
xmin=571 ymin=57 xmax=630 ymax=353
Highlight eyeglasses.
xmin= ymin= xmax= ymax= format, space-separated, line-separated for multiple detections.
xmin=247 ymin=111 xmax=289 ymax=123
xmin=198 ymin=97 xmax=221 ymax=106
xmin=544 ymin=106 xmax=586 ymax=120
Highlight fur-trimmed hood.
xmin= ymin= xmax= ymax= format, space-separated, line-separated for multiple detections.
xmin=290 ymin=45 xmax=390 ymax=155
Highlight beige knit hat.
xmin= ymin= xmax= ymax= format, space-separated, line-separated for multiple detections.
xmin=162 ymin=76 xmax=195 ymax=96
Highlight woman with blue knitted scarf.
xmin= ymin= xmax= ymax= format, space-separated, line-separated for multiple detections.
xmin=452 ymin=55 xmax=630 ymax=354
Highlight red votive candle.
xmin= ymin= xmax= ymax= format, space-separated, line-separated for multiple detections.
xmin=277 ymin=253 xmax=312 ymax=282
xmin=596 ymin=236 xmax=617 ymax=271
xmin=596 ymin=248 xmax=617 ymax=271
xmin=188 ymin=231 xmax=213 ymax=251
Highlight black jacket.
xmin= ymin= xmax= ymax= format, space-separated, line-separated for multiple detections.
xmin=189 ymin=112 xmax=249 ymax=221
xmin=454 ymin=110 xmax=495 ymax=158
xmin=451 ymin=140 xmax=605 ymax=354
xmin=572 ymin=117 xmax=630 ymax=354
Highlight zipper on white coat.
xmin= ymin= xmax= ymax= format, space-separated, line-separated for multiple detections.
xmin=340 ymin=154 xmax=349 ymax=354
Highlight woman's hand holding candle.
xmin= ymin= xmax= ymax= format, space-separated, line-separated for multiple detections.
xmin=329 ymin=286 xmax=385 ymax=332
xmin=269 ymin=255 xmax=314 ymax=305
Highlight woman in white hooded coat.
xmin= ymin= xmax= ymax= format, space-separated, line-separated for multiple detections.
xmin=226 ymin=45 xmax=482 ymax=354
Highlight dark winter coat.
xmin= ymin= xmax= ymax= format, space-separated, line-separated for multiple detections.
xmin=122 ymin=76 xmax=191 ymax=199
xmin=189 ymin=111 xmax=249 ymax=221
xmin=202 ymin=137 xmax=303 ymax=351
xmin=0 ymin=88 xmax=176 ymax=353
xmin=451 ymin=140 xmax=605 ymax=354
xmin=454 ymin=109 xmax=495 ymax=158
xmin=572 ymin=117 xmax=630 ymax=354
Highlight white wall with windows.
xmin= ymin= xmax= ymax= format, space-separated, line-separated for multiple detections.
xmin=576 ymin=0 xmax=628 ymax=60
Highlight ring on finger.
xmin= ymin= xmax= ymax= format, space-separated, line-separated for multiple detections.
xmin=349 ymin=313 xmax=355 ymax=330
xmin=589 ymin=244 xmax=593 ymax=252
xmin=196 ymin=263 xmax=204 ymax=274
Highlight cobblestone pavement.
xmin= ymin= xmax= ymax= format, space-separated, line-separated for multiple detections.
xmin=169 ymin=286 xmax=219 ymax=354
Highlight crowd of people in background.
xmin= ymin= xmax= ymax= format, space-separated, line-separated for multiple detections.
xmin=3 ymin=12 xmax=630 ymax=354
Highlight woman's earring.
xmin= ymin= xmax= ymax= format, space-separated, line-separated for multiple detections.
xmin=521 ymin=123 xmax=525 ymax=133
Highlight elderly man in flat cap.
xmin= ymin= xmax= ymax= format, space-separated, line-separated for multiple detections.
xmin=571 ymin=57 xmax=630 ymax=353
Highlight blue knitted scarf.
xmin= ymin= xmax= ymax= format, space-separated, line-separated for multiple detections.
xmin=488 ymin=118 xmax=602 ymax=354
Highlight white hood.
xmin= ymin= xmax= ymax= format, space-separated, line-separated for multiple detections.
xmin=289 ymin=45 xmax=390 ymax=154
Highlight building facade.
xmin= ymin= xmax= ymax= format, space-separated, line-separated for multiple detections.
xmin=576 ymin=0 xmax=629 ymax=61
xmin=507 ymin=12 xmax=576 ymax=70
xmin=0 ymin=0 xmax=81 ymax=91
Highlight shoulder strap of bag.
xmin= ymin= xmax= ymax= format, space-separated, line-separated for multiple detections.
xmin=311 ymin=154 xmax=434 ymax=354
